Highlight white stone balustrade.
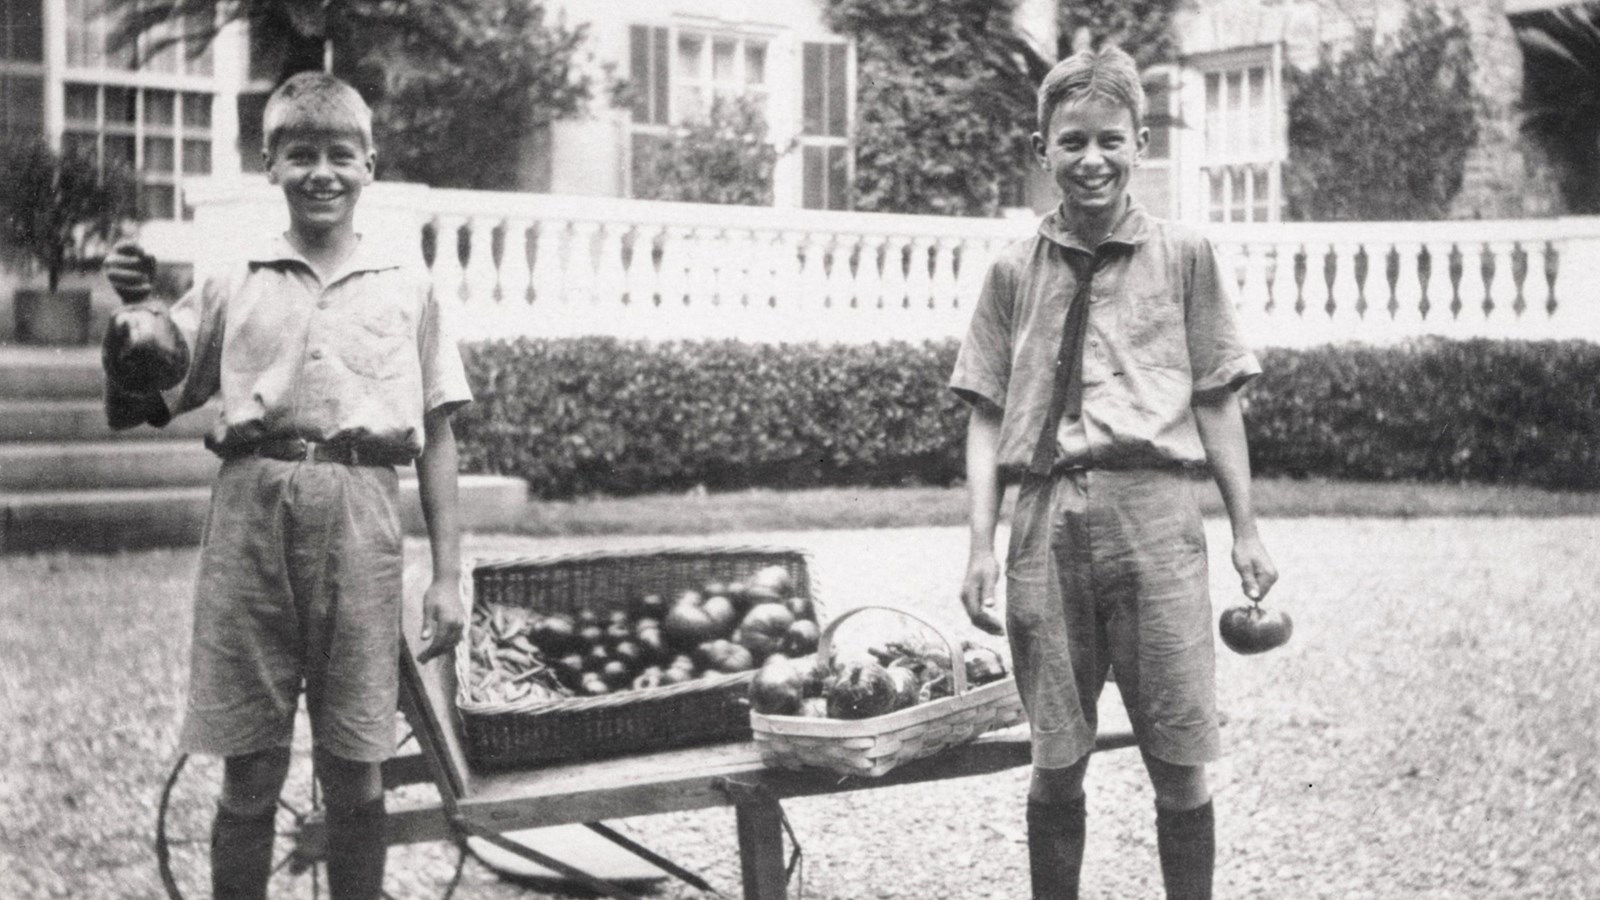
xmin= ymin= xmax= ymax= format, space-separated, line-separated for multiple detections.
xmin=183 ymin=180 xmax=1600 ymax=347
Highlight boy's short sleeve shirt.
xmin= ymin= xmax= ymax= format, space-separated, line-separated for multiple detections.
xmin=950 ymin=200 xmax=1260 ymax=474
xmin=149 ymin=233 xmax=472 ymax=458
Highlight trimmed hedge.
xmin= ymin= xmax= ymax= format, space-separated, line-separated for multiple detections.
xmin=455 ymin=337 xmax=1600 ymax=498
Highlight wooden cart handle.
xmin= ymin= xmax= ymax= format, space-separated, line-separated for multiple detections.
xmin=816 ymin=605 xmax=969 ymax=697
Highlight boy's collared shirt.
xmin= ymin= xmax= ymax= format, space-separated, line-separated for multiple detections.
xmin=951 ymin=200 xmax=1260 ymax=475
xmin=118 ymin=233 xmax=472 ymax=460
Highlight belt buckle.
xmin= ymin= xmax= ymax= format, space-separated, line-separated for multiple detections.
xmin=346 ymin=445 xmax=363 ymax=466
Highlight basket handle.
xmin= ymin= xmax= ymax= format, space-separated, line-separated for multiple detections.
xmin=816 ymin=605 xmax=969 ymax=697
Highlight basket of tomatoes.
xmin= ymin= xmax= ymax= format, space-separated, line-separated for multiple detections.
xmin=456 ymin=546 xmax=823 ymax=770
xmin=748 ymin=605 xmax=1024 ymax=778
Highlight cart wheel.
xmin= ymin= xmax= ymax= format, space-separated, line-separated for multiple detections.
xmin=155 ymin=724 xmax=469 ymax=899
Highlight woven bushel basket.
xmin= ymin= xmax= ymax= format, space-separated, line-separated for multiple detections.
xmin=750 ymin=606 xmax=1026 ymax=778
xmin=457 ymin=546 xmax=818 ymax=771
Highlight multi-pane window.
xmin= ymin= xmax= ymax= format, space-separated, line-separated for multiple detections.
xmin=1129 ymin=69 xmax=1175 ymax=218
xmin=800 ymin=41 xmax=849 ymax=210
xmin=63 ymin=84 xmax=212 ymax=219
xmin=1199 ymin=60 xmax=1278 ymax=223
xmin=628 ymin=25 xmax=768 ymax=126
xmin=0 ymin=0 xmax=43 ymax=142
xmin=627 ymin=24 xmax=774 ymax=199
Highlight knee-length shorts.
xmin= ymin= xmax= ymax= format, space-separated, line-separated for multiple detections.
xmin=178 ymin=455 xmax=405 ymax=763
xmin=1005 ymin=467 xmax=1220 ymax=769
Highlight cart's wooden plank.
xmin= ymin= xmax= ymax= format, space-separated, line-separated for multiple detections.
xmin=453 ymin=728 xmax=1051 ymax=829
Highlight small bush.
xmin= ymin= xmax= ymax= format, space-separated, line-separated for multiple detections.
xmin=455 ymin=337 xmax=1600 ymax=497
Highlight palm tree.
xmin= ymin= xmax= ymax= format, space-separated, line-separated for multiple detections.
xmin=1512 ymin=4 xmax=1600 ymax=214
xmin=108 ymin=0 xmax=476 ymax=98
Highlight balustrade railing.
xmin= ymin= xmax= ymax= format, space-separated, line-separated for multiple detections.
xmin=179 ymin=180 xmax=1600 ymax=346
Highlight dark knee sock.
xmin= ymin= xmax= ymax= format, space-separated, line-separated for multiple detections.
xmin=1027 ymin=796 xmax=1087 ymax=900
xmin=326 ymin=796 xmax=387 ymax=900
xmin=1156 ymin=800 xmax=1214 ymax=900
xmin=211 ymin=803 xmax=277 ymax=900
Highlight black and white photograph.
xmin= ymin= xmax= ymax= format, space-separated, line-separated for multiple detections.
xmin=1 ymin=0 xmax=1596 ymax=897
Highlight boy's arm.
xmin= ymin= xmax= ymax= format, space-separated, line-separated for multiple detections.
xmin=960 ymin=402 xmax=1007 ymax=635
xmin=1192 ymin=388 xmax=1278 ymax=601
xmin=414 ymin=408 xmax=466 ymax=664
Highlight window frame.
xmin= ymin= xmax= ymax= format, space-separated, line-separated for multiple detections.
xmin=798 ymin=39 xmax=852 ymax=211
xmin=1184 ymin=44 xmax=1283 ymax=224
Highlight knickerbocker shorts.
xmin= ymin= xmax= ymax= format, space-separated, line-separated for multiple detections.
xmin=1005 ymin=466 xmax=1221 ymax=768
xmin=178 ymin=455 xmax=404 ymax=763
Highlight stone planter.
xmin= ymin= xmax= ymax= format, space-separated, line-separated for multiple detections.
xmin=13 ymin=287 xmax=93 ymax=345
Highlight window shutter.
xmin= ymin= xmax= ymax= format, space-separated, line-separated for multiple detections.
xmin=629 ymin=25 xmax=670 ymax=125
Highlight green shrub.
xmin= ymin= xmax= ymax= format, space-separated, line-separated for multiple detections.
xmin=455 ymin=338 xmax=970 ymax=498
xmin=456 ymin=337 xmax=1600 ymax=497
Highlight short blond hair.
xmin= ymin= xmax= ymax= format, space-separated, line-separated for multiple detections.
xmin=1037 ymin=45 xmax=1145 ymax=133
xmin=262 ymin=72 xmax=373 ymax=154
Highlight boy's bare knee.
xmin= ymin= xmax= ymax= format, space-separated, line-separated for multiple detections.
xmin=221 ymin=747 xmax=292 ymax=816
xmin=1141 ymin=752 xmax=1210 ymax=811
xmin=1030 ymin=756 xmax=1092 ymax=803
xmin=314 ymin=749 xmax=384 ymax=811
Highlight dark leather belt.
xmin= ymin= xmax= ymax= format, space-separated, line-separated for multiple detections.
xmin=230 ymin=437 xmax=412 ymax=467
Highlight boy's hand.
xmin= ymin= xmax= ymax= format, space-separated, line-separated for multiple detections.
xmin=105 ymin=240 xmax=156 ymax=304
xmin=416 ymin=577 xmax=465 ymax=665
xmin=1232 ymin=534 xmax=1279 ymax=601
xmin=960 ymin=551 xmax=1006 ymax=636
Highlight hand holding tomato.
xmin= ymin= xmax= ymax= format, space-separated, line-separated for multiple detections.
xmin=1231 ymin=533 xmax=1278 ymax=601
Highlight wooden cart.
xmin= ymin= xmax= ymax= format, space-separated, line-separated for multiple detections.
xmin=155 ymin=572 xmax=1136 ymax=900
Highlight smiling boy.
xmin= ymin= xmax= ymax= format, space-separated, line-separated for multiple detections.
xmin=952 ymin=47 xmax=1279 ymax=899
xmin=102 ymin=72 xmax=472 ymax=900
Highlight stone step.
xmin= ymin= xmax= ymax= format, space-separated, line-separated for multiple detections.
xmin=0 ymin=440 xmax=221 ymax=491
xmin=0 ymin=346 xmax=103 ymax=400
xmin=0 ymin=398 xmax=215 ymax=442
xmin=1 ymin=475 xmax=529 ymax=553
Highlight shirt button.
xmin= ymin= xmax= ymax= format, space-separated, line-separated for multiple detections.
xmin=317 ymin=299 xmax=331 ymax=310
xmin=309 ymin=348 xmax=324 ymax=360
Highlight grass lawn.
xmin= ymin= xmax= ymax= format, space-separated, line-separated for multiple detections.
xmin=2 ymin=481 xmax=1597 ymax=898
xmin=507 ymin=476 xmax=1600 ymax=537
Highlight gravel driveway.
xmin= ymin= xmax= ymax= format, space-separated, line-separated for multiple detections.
xmin=4 ymin=518 xmax=1596 ymax=898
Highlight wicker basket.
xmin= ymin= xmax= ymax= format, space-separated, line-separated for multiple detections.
xmin=456 ymin=545 xmax=819 ymax=771
xmin=750 ymin=605 xmax=1025 ymax=778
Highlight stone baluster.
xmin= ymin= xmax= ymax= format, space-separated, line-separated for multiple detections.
xmin=881 ymin=236 xmax=909 ymax=311
xmin=905 ymin=237 xmax=935 ymax=312
xmin=656 ymin=226 xmax=691 ymax=318
xmin=824 ymin=237 xmax=855 ymax=316
xmin=747 ymin=229 xmax=781 ymax=342
xmin=1518 ymin=241 xmax=1553 ymax=339
xmin=1231 ymin=243 xmax=1273 ymax=351
xmin=1483 ymin=240 xmax=1521 ymax=339
xmin=855 ymin=235 xmax=886 ymax=311
xmin=529 ymin=219 xmax=565 ymax=320
xmin=625 ymin=225 xmax=660 ymax=310
xmin=595 ymin=222 xmax=629 ymax=311
xmin=798 ymin=235 xmax=830 ymax=340
xmin=687 ymin=227 xmax=718 ymax=317
xmin=939 ymin=238 xmax=968 ymax=311
xmin=430 ymin=215 xmax=467 ymax=308
xmin=1389 ymin=241 xmax=1426 ymax=339
xmin=499 ymin=218 xmax=533 ymax=310
xmin=463 ymin=216 xmax=500 ymax=308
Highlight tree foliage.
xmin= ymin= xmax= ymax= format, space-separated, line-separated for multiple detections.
xmin=1511 ymin=4 xmax=1600 ymax=214
xmin=1055 ymin=0 xmax=1182 ymax=68
xmin=373 ymin=0 xmax=591 ymax=189
xmin=0 ymin=142 xmax=138 ymax=291
xmin=823 ymin=0 xmax=1037 ymax=217
xmin=1284 ymin=4 xmax=1481 ymax=221
xmin=631 ymin=95 xmax=782 ymax=206
xmin=109 ymin=0 xmax=591 ymax=190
